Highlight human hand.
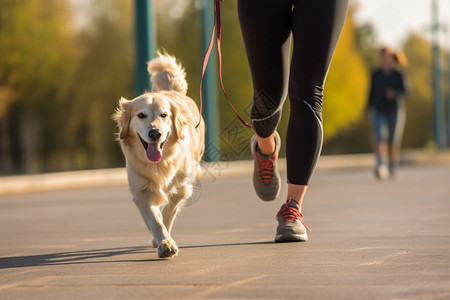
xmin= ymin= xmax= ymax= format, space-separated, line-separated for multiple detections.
xmin=385 ymin=88 xmax=396 ymax=100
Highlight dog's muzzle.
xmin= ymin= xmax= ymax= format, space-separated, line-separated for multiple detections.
xmin=137 ymin=133 xmax=165 ymax=162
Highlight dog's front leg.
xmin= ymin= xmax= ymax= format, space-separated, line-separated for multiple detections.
xmin=134 ymin=192 xmax=178 ymax=258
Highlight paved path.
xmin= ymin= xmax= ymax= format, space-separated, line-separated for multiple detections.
xmin=1 ymin=164 xmax=450 ymax=299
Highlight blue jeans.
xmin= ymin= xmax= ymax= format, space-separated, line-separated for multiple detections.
xmin=372 ymin=107 xmax=406 ymax=147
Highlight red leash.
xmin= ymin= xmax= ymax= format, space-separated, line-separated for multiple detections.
xmin=198 ymin=0 xmax=251 ymax=129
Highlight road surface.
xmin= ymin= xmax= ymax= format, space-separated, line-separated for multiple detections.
xmin=1 ymin=164 xmax=450 ymax=299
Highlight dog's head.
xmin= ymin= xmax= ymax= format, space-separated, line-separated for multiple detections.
xmin=113 ymin=94 xmax=186 ymax=163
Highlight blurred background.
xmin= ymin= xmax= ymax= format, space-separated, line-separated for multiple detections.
xmin=1 ymin=0 xmax=449 ymax=175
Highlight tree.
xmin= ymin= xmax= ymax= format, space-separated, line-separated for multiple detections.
xmin=0 ymin=0 xmax=77 ymax=173
xmin=66 ymin=0 xmax=134 ymax=170
xmin=402 ymin=33 xmax=434 ymax=148
xmin=322 ymin=8 xmax=369 ymax=143
xmin=0 ymin=0 xmax=134 ymax=173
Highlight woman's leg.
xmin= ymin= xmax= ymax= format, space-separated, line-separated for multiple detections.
xmin=286 ymin=0 xmax=348 ymax=209
xmin=372 ymin=111 xmax=386 ymax=164
xmin=387 ymin=106 xmax=406 ymax=177
xmin=257 ymin=134 xmax=276 ymax=156
xmin=275 ymin=0 xmax=348 ymax=243
xmin=238 ymin=0 xmax=292 ymax=201
xmin=372 ymin=111 xmax=389 ymax=179
xmin=238 ymin=0 xmax=292 ymax=139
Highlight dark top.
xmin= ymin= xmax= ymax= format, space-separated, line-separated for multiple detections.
xmin=368 ymin=68 xmax=407 ymax=113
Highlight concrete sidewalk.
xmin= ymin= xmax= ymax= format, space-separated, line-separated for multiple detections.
xmin=0 ymin=162 xmax=449 ymax=299
xmin=1 ymin=149 xmax=450 ymax=196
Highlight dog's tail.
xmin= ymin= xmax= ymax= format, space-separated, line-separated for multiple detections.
xmin=147 ymin=51 xmax=188 ymax=94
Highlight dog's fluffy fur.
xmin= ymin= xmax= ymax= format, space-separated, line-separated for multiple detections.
xmin=113 ymin=53 xmax=205 ymax=258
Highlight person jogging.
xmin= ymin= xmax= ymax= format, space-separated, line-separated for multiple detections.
xmin=238 ymin=0 xmax=348 ymax=242
xmin=368 ymin=47 xmax=408 ymax=180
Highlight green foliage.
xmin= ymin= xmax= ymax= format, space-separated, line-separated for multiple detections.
xmin=67 ymin=0 xmax=134 ymax=169
xmin=217 ymin=1 xmax=254 ymax=159
xmin=402 ymin=34 xmax=434 ymax=148
xmin=323 ymin=8 xmax=369 ymax=141
xmin=0 ymin=0 xmax=78 ymax=172
xmin=0 ymin=0 xmax=76 ymax=113
xmin=0 ymin=0 xmax=133 ymax=173
xmin=155 ymin=0 xmax=201 ymax=103
xmin=355 ymin=22 xmax=379 ymax=70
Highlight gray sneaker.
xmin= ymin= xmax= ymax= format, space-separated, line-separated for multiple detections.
xmin=275 ymin=199 xmax=310 ymax=243
xmin=250 ymin=131 xmax=281 ymax=201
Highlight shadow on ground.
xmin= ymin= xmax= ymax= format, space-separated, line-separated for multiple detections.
xmin=0 ymin=241 xmax=274 ymax=269
xmin=0 ymin=246 xmax=160 ymax=269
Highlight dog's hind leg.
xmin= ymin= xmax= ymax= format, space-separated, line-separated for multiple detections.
xmin=162 ymin=182 xmax=193 ymax=234
xmin=161 ymin=202 xmax=179 ymax=234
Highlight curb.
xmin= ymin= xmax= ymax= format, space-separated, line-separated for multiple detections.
xmin=1 ymin=150 xmax=449 ymax=196
xmin=0 ymin=168 xmax=127 ymax=196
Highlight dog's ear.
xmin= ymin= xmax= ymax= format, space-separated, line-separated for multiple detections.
xmin=170 ymin=101 xmax=187 ymax=141
xmin=113 ymin=97 xmax=133 ymax=140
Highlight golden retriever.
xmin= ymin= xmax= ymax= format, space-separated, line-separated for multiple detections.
xmin=113 ymin=53 xmax=205 ymax=258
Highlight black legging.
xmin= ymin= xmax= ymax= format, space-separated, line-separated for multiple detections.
xmin=238 ymin=0 xmax=348 ymax=185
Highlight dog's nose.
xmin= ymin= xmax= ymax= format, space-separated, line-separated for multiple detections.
xmin=148 ymin=129 xmax=162 ymax=141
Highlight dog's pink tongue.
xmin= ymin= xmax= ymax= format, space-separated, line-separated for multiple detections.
xmin=146 ymin=144 xmax=162 ymax=162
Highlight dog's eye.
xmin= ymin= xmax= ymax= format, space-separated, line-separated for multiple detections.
xmin=137 ymin=112 xmax=147 ymax=119
xmin=160 ymin=113 xmax=167 ymax=118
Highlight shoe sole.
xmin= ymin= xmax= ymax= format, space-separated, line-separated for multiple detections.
xmin=274 ymin=232 xmax=308 ymax=243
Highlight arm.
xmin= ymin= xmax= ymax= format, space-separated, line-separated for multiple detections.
xmin=386 ymin=70 xmax=407 ymax=100
xmin=367 ymin=71 xmax=376 ymax=110
xmin=397 ymin=70 xmax=408 ymax=97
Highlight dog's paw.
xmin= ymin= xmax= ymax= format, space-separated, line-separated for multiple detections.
xmin=157 ymin=240 xmax=179 ymax=259
xmin=151 ymin=239 xmax=157 ymax=248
